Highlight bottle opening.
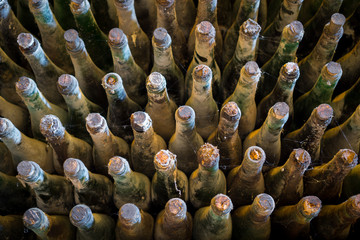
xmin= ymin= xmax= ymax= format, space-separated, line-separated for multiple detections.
xmin=242 ymin=19 xmax=261 ymax=37
xmin=108 ymin=156 xmax=126 ymax=175
xmin=212 ymin=194 xmax=233 ymax=215
xmin=147 ymin=72 xmax=166 ymax=92
xmin=23 ymin=208 xmax=46 ymax=228
xmin=17 ymin=161 xmax=38 ymax=180
xmin=293 ymin=148 xmax=311 ymax=165
xmin=315 ymin=104 xmax=333 ymax=122
xmin=254 ymin=193 xmax=275 ymax=216
xmin=108 ymin=28 xmax=127 ymax=47
xmin=197 ymin=143 xmax=219 ymax=168
xmin=177 ymin=106 xmax=194 ymax=121
xmin=58 ymin=74 xmax=77 ymax=94
xmin=196 ymin=21 xmax=215 ymax=42
xmin=70 ymin=204 xmax=93 ymax=227
xmin=17 ymin=33 xmax=38 ymax=53
xmin=272 ymin=102 xmax=290 ymax=119
xmin=86 ymin=113 xmax=106 ymax=134
xmin=64 ymin=158 xmax=81 ymax=177
xmin=153 ymin=28 xmax=171 ymax=47
xmin=119 ymin=203 xmax=141 ymax=225
xmin=300 ymin=196 xmax=322 ymax=218
xmin=40 ymin=115 xmax=65 ymax=139
xmin=221 ymin=102 xmax=241 ymax=122
xmin=338 ymin=149 xmax=358 ymax=165
xmin=130 ymin=111 xmax=152 ymax=132
xmin=154 ymin=150 xmax=176 ymax=170
xmin=193 ymin=65 xmax=212 ymax=83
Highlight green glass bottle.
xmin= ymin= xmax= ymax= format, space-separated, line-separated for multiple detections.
xmin=151 ymin=150 xmax=189 ymax=208
xmin=134 ymin=0 xmax=156 ymax=37
xmin=69 ymin=0 xmax=112 ymax=71
xmin=154 ymin=198 xmax=193 ymax=240
xmin=29 ymin=0 xmax=73 ymax=74
xmin=0 ymin=96 xmax=29 ymax=134
xmin=186 ymin=64 xmax=219 ymax=139
xmin=0 ymin=117 xmax=54 ymax=173
xmin=151 ymin=27 xmax=185 ymax=105
xmin=70 ymin=204 xmax=115 ymax=240
xmin=108 ymin=156 xmax=151 ymax=211
xmin=115 ymin=203 xmax=154 ymax=240
xmin=244 ymin=102 xmax=289 ymax=171
xmin=23 ymin=208 xmax=76 ymax=239
xmin=16 ymin=0 xmax=38 ymax=35
xmin=53 ymin=0 xmax=76 ymax=30
xmin=131 ymin=111 xmax=167 ymax=178
xmin=189 ymin=143 xmax=226 ymax=208
xmin=304 ymin=149 xmax=358 ymax=203
xmin=64 ymin=29 xmax=108 ymax=108
xmin=17 ymin=33 xmax=66 ymax=109
xmin=282 ymin=104 xmax=333 ymax=165
xmin=40 ymin=114 xmax=93 ymax=175
xmin=271 ymin=196 xmax=322 ymax=239
xmin=86 ymin=113 xmax=130 ymax=175
xmin=108 ymin=28 xmax=147 ymax=107
xmin=297 ymin=0 xmax=322 ymax=24
xmin=0 ymin=215 xmax=36 ymax=239
xmin=222 ymin=0 xmax=260 ymax=66
xmin=169 ymin=106 xmax=204 ymax=176
xmin=102 ymin=72 xmax=142 ymax=142
xmin=114 ymin=0 xmax=151 ymax=72
xmin=145 ymin=72 xmax=177 ymax=141
xmin=17 ymin=161 xmax=74 ymax=214
xmin=265 ymin=149 xmax=311 ymax=205
xmin=64 ymin=158 xmax=113 ymax=213
xmin=223 ymin=61 xmax=261 ymax=138
xmin=193 ymin=194 xmax=233 ymax=240
xmin=207 ymin=102 xmax=242 ymax=172
xmin=232 ymin=193 xmax=275 ymax=240
xmin=227 ymin=146 xmax=266 ymax=207
xmin=221 ymin=19 xmax=261 ymax=100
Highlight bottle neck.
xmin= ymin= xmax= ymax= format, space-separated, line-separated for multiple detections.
xmin=234 ymin=32 xmax=258 ymax=63
xmin=273 ymin=0 xmax=302 ymax=33
xmin=61 ymin=87 xmax=89 ymax=114
xmin=308 ymin=75 xmax=338 ymax=103
xmin=248 ymin=204 xmax=270 ymax=223
xmin=147 ymin=88 xmax=171 ymax=105
xmin=194 ymin=39 xmax=215 ymax=66
xmin=259 ymin=115 xmax=286 ymax=142
xmin=133 ymin=127 xmax=156 ymax=146
xmin=234 ymin=0 xmax=260 ymax=26
xmin=271 ymin=77 xmax=296 ymax=102
xmin=27 ymin=213 xmax=51 ymax=238
xmin=67 ymin=168 xmax=90 ymax=191
xmin=90 ymin=128 xmax=115 ymax=151
xmin=272 ymin=37 xmax=300 ymax=62
xmin=335 ymin=200 xmax=360 ymax=224
xmin=67 ymin=39 xmax=98 ymax=71
xmin=231 ymin=74 xmax=258 ymax=104
xmin=217 ymin=117 xmax=238 ymax=139
xmin=30 ymin=0 xmax=60 ymax=34
xmin=20 ymin=85 xmax=52 ymax=113
xmin=153 ymin=43 xmax=175 ymax=69
xmin=199 ymin=162 xmax=219 ymax=174
xmin=106 ymin=85 xmax=128 ymax=103
xmin=175 ymin=120 xmax=197 ymax=139
xmin=115 ymin=2 xmax=141 ymax=35
xmin=191 ymin=79 xmax=213 ymax=100
xmin=310 ymin=24 xmax=343 ymax=60
xmin=156 ymin=2 xmax=178 ymax=31
xmin=204 ymin=206 xmax=228 ymax=225
xmin=0 ymin=2 xmax=11 ymax=21
xmin=196 ymin=0 xmax=217 ymax=23
xmin=240 ymin=155 xmax=263 ymax=178
xmin=111 ymin=163 xmax=133 ymax=184
xmin=110 ymin=43 xmax=134 ymax=65
xmin=0 ymin=122 xmax=23 ymax=146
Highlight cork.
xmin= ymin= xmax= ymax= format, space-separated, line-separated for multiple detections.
xmin=154 ymin=150 xmax=176 ymax=171
xmin=327 ymin=13 xmax=346 ymax=35
xmin=70 ymin=204 xmax=93 ymax=227
xmin=280 ymin=62 xmax=300 ymax=83
xmin=16 ymin=76 xmax=37 ymax=97
xmin=284 ymin=21 xmax=304 ymax=42
xmin=192 ymin=64 xmax=212 ymax=83
xmin=221 ymin=102 xmax=241 ymax=122
xmin=108 ymin=28 xmax=127 ymax=47
xmin=241 ymin=19 xmax=261 ymax=38
xmin=176 ymin=106 xmax=195 ymax=123
xmin=321 ymin=62 xmax=342 ymax=83
xmin=17 ymin=161 xmax=41 ymax=182
xmin=246 ymin=146 xmax=265 ymax=163
xmin=165 ymin=198 xmax=187 ymax=218
xmin=39 ymin=114 xmax=65 ymax=140
xmin=156 ymin=0 xmax=174 ymax=7
xmin=241 ymin=61 xmax=261 ymax=83
xmin=119 ymin=203 xmax=141 ymax=225
xmin=335 ymin=149 xmax=358 ymax=166
xmin=0 ymin=118 xmax=9 ymax=137
xmin=17 ymin=33 xmax=38 ymax=54
xmin=30 ymin=0 xmax=45 ymax=9
xmin=63 ymin=158 xmax=83 ymax=177
xmin=292 ymin=148 xmax=311 ymax=167
xmin=348 ymin=194 xmax=360 ymax=218
xmin=153 ymin=28 xmax=171 ymax=48
xmin=130 ymin=111 xmax=152 ymax=132
xmin=211 ymin=194 xmax=233 ymax=216
xmin=64 ymin=29 xmax=82 ymax=51
xmin=299 ymin=196 xmax=322 ymax=218
xmin=57 ymin=74 xmax=78 ymax=95
xmin=102 ymin=73 xmax=123 ymax=91
xmin=23 ymin=208 xmax=47 ymax=228
xmin=271 ymin=102 xmax=290 ymax=119
xmin=195 ymin=21 xmax=216 ymax=42
xmin=252 ymin=193 xmax=275 ymax=217
xmin=70 ymin=0 xmax=86 ymax=12
xmin=197 ymin=143 xmax=219 ymax=168
xmin=108 ymin=156 xmax=127 ymax=175
xmin=86 ymin=113 xmax=106 ymax=134
xmin=146 ymin=72 xmax=166 ymax=93
xmin=313 ymin=104 xmax=333 ymax=126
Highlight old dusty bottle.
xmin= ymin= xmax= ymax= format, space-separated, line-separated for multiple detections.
xmin=257 ymin=21 xmax=304 ymax=101
xmin=64 ymin=29 xmax=107 ymax=108
xmin=216 ymin=0 xmax=232 ymax=32
xmin=102 ymin=72 xmax=142 ymax=142
xmin=57 ymin=74 xmax=103 ymax=143
xmin=86 ymin=113 xmax=130 ymax=175
xmin=296 ymin=13 xmax=345 ymax=96
xmin=0 ymin=215 xmax=36 ymax=239
xmin=271 ymin=196 xmax=322 ymax=239
xmin=294 ymin=62 xmax=342 ymax=125
xmin=115 ymin=203 xmax=154 ymax=240
xmin=108 ymin=28 xmax=147 ymax=107
xmin=114 ymin=0 xmax=150 ymax=72
xmin=175 ymin=0 xmax=196 ymax=39
xmin=207 ymin=102 xmax=242 ymax=172
xmin=17 ymin=33 xmax=66 ymax=109
xmin=0 ymin=141 xmax=16 ymax=175
xmin=64 ymin=158 xmax=113 ymax=213
xmin=297 ymin=0 xmax=322 ymax=23
xmin=193 ymin=194 xmax=233 ymax=240
xmin=189 ymin=143 xmax=226 ymax=208
xmin=169 ymin=106 xmax=204 ymax=176
xmin=29 ymin=0 xmax=73 ymax=73
xmin=0 ymin=96 xmax=28 ymax=133
xmin=304 ymin=149 xmax=358 ymax=202
xmin=186 ymin=65 xmax=219 ymax=139
xmin=312 ymin=194 xmax=360 ymax=240
xmin=16 ymin=0 xmax=38 ymax=35
xmin=133 ymin=0 xmax=156 ymax=37
xmin=0 ymin=172 xmax=35 ymax=214
xmin=342 ymin=164 xmax=360 ymax=199
xmin=152 ymin=150 xmax=189 ymax=208
xmin=131 ymin=111 xmax=167 ymax=178
xmin=222 ymin=0 xmax=260 ymax=66
xmin=151 ymin=27 xmax=184 ymax=105
xmin=70 ymin=204 xmax=115 ymax=240
xmin=257 ymin=0 xmax=304 ymax=66
xmin=154 ymin=198 xmax=192 ymax=240
xmin=155 ymin=0 xmax=187 ymax=67
xmin=265 ymin=149 xmax=311 ymax=205
xmin=232 ymin=193 xmax=275 ymax=240
xmin=90 ymin=0 xmax=118 ymax=33
xmin=320 ymin=105 xmax=360 ymax=163
xmin=70 ymin=0 xmax=112 ymax=71
xmin=221 ymin=19 xmax=261 ymax=99
xmin=0 ymin=117 xmax=54 ymax=173
xmin=223 ymin=61 xmax=261 ymax=138
xmin=145 ymin=72 xmax=177 ymax=141
xmin=244 ymin=102 xmax=289 ymax=171
xmin=40 ymin=114 xmax=93 ymax=175
xmin=0 ymin=47 xmax=33 ymax=108
xmin=185 ymin=21 xmax=221 ymax=100
xmin=16 ymin=76 xmax=68 ymax=141
xmin=17 ymin=161 xmax=74 ymax=214
xmin=188 ymin=0 xmax=222 ymax=63
xmin=256 ymin=62 xmax=299 ymax=127
xmin=23 ymin=208 xmax=76 ymax=239
xmin=282 ymin=104 xmax=333 ymax=165
xmin=108 ymin=156 xmax=151 ymax=211
xmin=53 ymin=0 xmax=76 ymax=30
xmin=227 ymin=146 xmax=266 ymax=207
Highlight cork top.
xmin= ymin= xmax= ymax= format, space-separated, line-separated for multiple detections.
xmin=17 ymin=161 xmax=41 ymax=182
xmin=241 ymin=19 xmax=261 ymax=38
xmin=23 ymin=208 xmax=48 ymax=228
xmin=146 ymin=72 xmax=166 ymax=93
xmin=327 ymin=13 xmax=346 ymax=35
xmin=292 ymin=148 xmax=311 ymax=166
xmin=270 ymin=102 xmax=290 ymax=119
xmin=197 ymin=143 xmax=219 ymax=168
xmin=156 ymin=0 xmax=174 ymax=7
xmin=192 ymin=65 xmax=212 ymax=83
xmin=176 ymin=106 xmax=195 ymax=122
xmin=252 ymin=193 xmax=275 ymax=217
xmin=64 ymin=29 xmax=82 ymax=51
xmin=334 ymin=149 xmax=358 ymax=166
xmin=165 ymin=198 xmax=187 ymax=219
xmin=299 ymin=196 xmax=322 ymax=218
xmin=16 ymin=76 xmax=37 ymax=96
xmin=108 ymin=156 xmax=127 ymax=176
xmin=221 ymin=102 xmax=241 ymax=122
xmin=70 ymin=0 xmax=88 ymax=13
xmin=17 ymin=33 xmax=38 ymax=54
xmin=154 ymin=150 xmax=177 ymax=171
xmin=86 ymin=113 xmax=106 ymax=134
xmin=40 ymin=114 xmax=65 ymax=140
xmin=245 ymin=146 xmax=266 ymax=163
xmin=0 ymin=118 xmax=10 ymax=137
xmin=321 ymin=62 xmax=342 ymax=83
xmin=0 ymin=0 xmax=8 ymax=8
xmin=70 ymin=204 xmax=94 ymax=227
xmin=30 ymin=0 xmax=46 ymax=9
xmin=119 ymin=203 xmax=141 ymax=225
xmin=130 ymin=111 xmax=152 ymax=132
xmin=313 ymin=104 xmax=333 ymax=125
xmin=284 ymin=21 xmax=304 ymax=42
xmin=195 ymin=21 xmax=216 ymax=42
xmin=63 ymin=158 xmax=85 ymax=178
xmin=108 ymin=28 xmax=127 ymax=47
xmin=153 ymin=28 xmax=171 ymax=47
xmin=347 ymin=194 xmax=360 ymax=218
xmin=57 ymin=74 xmax=78 ymax=95
xmin=211 ymin=194 xmax=233 ymax=216
xmin=280 ymin=62 xmax=300 ymax=83
xmin=102 ymin=73 xmax=123 ymax=91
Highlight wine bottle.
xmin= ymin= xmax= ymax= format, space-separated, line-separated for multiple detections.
xmin=207 ymin=102 xmax=242 ymax=172
xmin=17 ymin=161 xmax=74 ymax=214
xmin=342 ymin=164 xmax=360 ymax=199
xmin=227 ymin=146 xmax=266 ymax=207
xmin=0 ymin=96 xmax=29 ymax=134
xmin=169 ymin=106 xmax=204 ymax=176
xmin=175 ymin=0 xmax=196 ymax=39
xmin=0 ymin=215 xmax=36 ymax=239
xmin=0 ymin=141 xmax=15 ymax=175
xmin=131 ymin=111 xmax=167 ymax=178
xmin=53 ymin=0 xmax=76 ymax=30
xmin=16 ymin=0 xmax=38 ymax=35
xmin=297 ymin=0 xmax=322 ymax=23
xmin=133 ymin=0 xmax=156 ymax=37
xmin=90 ymin=0 xmax=118 ymax=33
xmin=108 ymin=156 xmax=151 ymax=211
xmin=40 ymin=114 xmax=93 ymax=175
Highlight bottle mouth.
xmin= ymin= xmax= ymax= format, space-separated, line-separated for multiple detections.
xmin=108 ymin=28 xmax=128 ymax=48
xmin=336 ymin=149 xmax=358 ymax=166
xmin=252 ymin=193 xmax=275 ymax=217
xmin=146 ymin=72 xmax=166 ymax=93
xmin=280 ymin=62 xmax=300 ymax=83
xmin=0 ymin=0 xmax=8 ymax=9
xmin=16 ymin=77 xmax=36 ymax=96
xmin=327 ymin=13 xmax=346 ymax=35
xmin=347 ymin=194 xmax=360 ymax=217
xmin=192 ymin=65 xmax=212 ymax=84
xmin=108 ymin=156 xmax=127 ymax=176
xmin=153 ymin=28 xmax=171 ymax=48
xmin=284 ymin=21 xmax=304 ymax=42
xmin=70 ymin=204 xmax=93 ymax=227
xmin=221 ymin=102 xmax=241 ymax=122
xmin=39 ymin=115 xmax=65 ymax=140
xmin=63 ymin=158 xmax=84 ymax=178
xmin=102 ymin=73 xmax=123 ymax=92
xmin=195 ymin=21 xmax=216 ymax=43
xmin=321 ymin=62 xmax=342 ymax=84
xmin=176 ymin=106 xmax=195 ymax=123
xmin=64 ymin=29 xmax=83 ymax=52
xmin=131 ymin=111 xmax=152 ymax=132
xmin=119 ymin=203 xmax=141 ymax=226
xmin=70 ymin=0 xmax=88 ymax=13
xmin=23 ymin=208 xmax=48 ymax=229
xmin=292 ymin=148 xmax=311 ymax=167
xmin=241 ymin=19 xmax=261 ymax=38
xmin=154 ymin=150 xmax=176 ymax=171
xmin=17 ymin=161 xmax=41 ymax=182
xmin=313 ymin=104 xmax=333 ymax=125
xmin=17 ymin=33 xmax=38 ymax=54
xmin=197 ymin=143 xmax=219 ymax=168
xmin=271 ymin=102 xmax=290 ymax=120
xmin=156 ymin=0 xmax=174 ymax=7
xmin=211 ymin=194 xmax=233 ymax=216
xmin=57 ymin=74 xmax=78 ymax=95
xmin=86 ymin=113 xmax=106 ymax=134
xmin=114 ymin=0 xmax=133 ymax=8
xmin=298 ymin=196 xmax=322 ymax=219
xmin=30 ymin=0 xmax=46 ymax=9
xmin=165 ymin=198 xmax=187 ymax=219
xmin=245 ymin=146 xmax=266 ymax=164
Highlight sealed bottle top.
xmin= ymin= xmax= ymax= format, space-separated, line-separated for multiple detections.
xmin=108 ymin=156 xmax=128 ymax=176
xmin=193 ymin=64 xmax=212 ymax=84
xmin=164 ymin=198 xmax=187 ymax=220
xmin=210 ymin=194 xmax=233 ymax=216
xmin=130 ymin=111 xmax=152 ymax=133
xmin=108 ymin=28 xmax=127 ymax=48
xmin=298 ymin=196 xmax=322 ymax=220
xmin=153 ymin=27 xmax=172 ymax=48
xmin=118 ymin=203 xmax=141 ymax=225
xmin=17 ymin=33 xmax=38 ymax=54
xmin=154 ymin=150 xmax=177 ymax=171
xmin=64 ymin=29 xmax=83 ymax=52
xmin=40 ymin=114 xmax=65 ymax=141
xmin=251 ymin=193 xmax=275 ymax=219
xmin=23 ymin=207 xmax=49 ymax=229
xmin=63 ymin=158 xmax=87 ymax=180
xmin=70 ymin=204 xmax=94 ymax=229
xmin=57 ymin=74 xmax=79 ymax=95
xmin=197 ymin=143 xmax=220 ymax=168
xmin=17 ymin=161 xmax=42 ymax=182
xmin=195 ymin=21 xmax=216 ymax=43
xmin=176 ymin=106 xmax=195 ymax=123
xmin=146 ymin=72 xmax=167 ymax=93
xmin=85 ymin=113 xmax=107 ymax=134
